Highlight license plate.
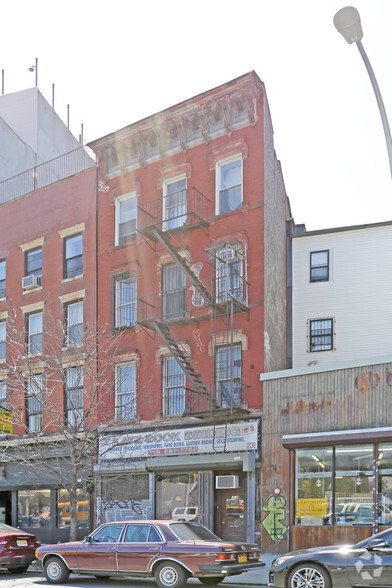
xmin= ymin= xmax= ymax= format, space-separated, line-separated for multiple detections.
xmin=238 ymin=554 xmax=247 ymax=563
xmin=17 ymin=540 xmax=28 ymax=547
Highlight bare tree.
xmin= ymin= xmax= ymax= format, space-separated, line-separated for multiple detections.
xmin=0 ymin=309 xmax=152 ymax=541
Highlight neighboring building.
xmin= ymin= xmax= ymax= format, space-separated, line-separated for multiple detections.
xmin=260 ymin=220 xmax=392 ymax=553
xmin=90 ymin=71 xmax=292 ymax=543
xmin=0 ymin=87 xmax=97 ymax=542
xmin=292 ymin=221 xmax=392 ymax=368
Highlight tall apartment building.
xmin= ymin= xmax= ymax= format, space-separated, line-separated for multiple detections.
xmin=90 ymin=71 xmax=292 ymax=543
xmin=0 ymin=88 xmax=97 ymax=543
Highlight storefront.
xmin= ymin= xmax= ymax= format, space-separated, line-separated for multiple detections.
xmin=260 ymin=358 xmax=392 ymax=553
xmin=95 ymin=419 xmax=260 ymax=543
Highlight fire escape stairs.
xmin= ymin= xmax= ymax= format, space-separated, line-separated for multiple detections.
xmin=150 ymin=226 xmax=215 ymax=308
xmin=153 ymin=321 xmax=213 ymax=410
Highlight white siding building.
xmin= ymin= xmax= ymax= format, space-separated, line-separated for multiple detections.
xmin=292 ymin=221 xmax=392 ymax=368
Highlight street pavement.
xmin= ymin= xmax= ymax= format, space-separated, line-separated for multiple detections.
xmin=0 ymin=554 xmax=276 ymax=587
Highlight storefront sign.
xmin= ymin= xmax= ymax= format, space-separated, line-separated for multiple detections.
xmin=99 ymin=420 xmax=258 ymax=461
xmin=296 ymin=498 xmax=327 ymax=518
xmin=0 ymin=409 xmax=12 ymax=435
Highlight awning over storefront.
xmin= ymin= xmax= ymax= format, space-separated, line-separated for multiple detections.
xmin=145 ymin=451 xmax=255 ymax=472
xmin=282 ymin=426 xmax=392 ymax=448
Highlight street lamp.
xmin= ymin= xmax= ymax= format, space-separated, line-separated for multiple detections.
xmin=334 ymin=6 xmax=392 ymax=181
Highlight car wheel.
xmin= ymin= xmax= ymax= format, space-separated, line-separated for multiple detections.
xmin=8 ymin=566 xmax=29 ymax=573
xmin=199 ymin=577 xmax=225 ymax=585
xmin=44 ymin=557 xmax=70 ymax=584
xmin=155 ymin=561 xmax=188 ymax=588
xmin=288 ymin=563 xmax=331 ymax=588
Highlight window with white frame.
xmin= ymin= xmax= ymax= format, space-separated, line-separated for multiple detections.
xmin=0 ymin=321 xmax=5 ymax=361
xmin=216 ymin=155 xmax=242 ymax=215
xmin=115 ymin=193 xmax=137 ymax=246
xmin=215 ymin=344 xmax=242 ymax=408
xmin=64 ymin=233 xmax=83 ymax=279
xmin=115 ymin=363 xmax=136 ymax=421
xmin=0 ymin=260 xmax=5 ymax=298
xmin=162 ymin=356 xmax=185 ymax=416
xmin=26 ymin=247 xmax=42 ymax=278
xmin=66 ymin=301 xmax=83 ymax=347
xmin=28 ymin=312 xmax=43 ymax=355
xmin=309 ymin=319 xmax=334 ymax=352
xmin=163 ymin=176 xmax=187 ymax=230
xmin=26 ymin=374 xmax=43 ymax=433
xmin=113 ymin=272 xmax=137 ymax=328
xmin=65 ymin=366 xmax=84 ymax=428
xmin=310 ymin=250 xmax=329 ymax=282
xmin=0 ymin=380 xmax=6 ymax=407
xmin=162 ymin=264 xmax=186 ymax=319
xmin=215 ymin=245 xmax=244 ymax=304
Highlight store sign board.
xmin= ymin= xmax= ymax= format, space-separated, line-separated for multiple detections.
xmin=99 ymin=420 xmax=258 ymax=461
xmin=0 ymin=409 xmax=12 ymax=435
xmin=296 ymin=498 xmax=327 ymax=518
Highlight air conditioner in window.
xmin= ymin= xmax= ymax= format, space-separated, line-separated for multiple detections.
xmin=216 ymin=475 xmax=240 ymax=489
xmin=218 ymin=248 xmax=237 ymax=261
xmin=22 ymin=275 xmax=41 ymax=289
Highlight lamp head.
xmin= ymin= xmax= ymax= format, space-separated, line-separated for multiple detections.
xmin=334 ymin=6 xmax=363 ymax=44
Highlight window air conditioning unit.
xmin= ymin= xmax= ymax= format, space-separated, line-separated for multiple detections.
xmin=22 ymin=275 xmax=41 ymax=289
xmin=219 ymin=248 xmax=236 ymax=261
xmin=216 ymin=475 xmax=240 ymax=489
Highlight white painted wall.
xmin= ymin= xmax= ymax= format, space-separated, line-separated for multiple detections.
xmin=0 ymin=87 xmax=80 ymax=180
xmin=292 ymin=223 xmax=392 ymax=368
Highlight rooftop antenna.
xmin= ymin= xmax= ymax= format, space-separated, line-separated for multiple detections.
xmin=28 ymin=57 xmax=38 ymax=86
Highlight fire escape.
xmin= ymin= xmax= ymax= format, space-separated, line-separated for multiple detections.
xmin=137 ymin=186 xmax=249 ymax=417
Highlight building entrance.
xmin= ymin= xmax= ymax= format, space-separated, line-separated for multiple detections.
xmin=214 ymin=473 xmax=247 ymax=541
xmin=0 ymin=491 xmax=11 ymax=525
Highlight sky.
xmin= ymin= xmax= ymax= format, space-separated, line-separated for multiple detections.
xmin=1 ymin=0 xmax=391 ymax=231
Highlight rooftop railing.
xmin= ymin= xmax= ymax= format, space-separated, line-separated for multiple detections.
xmin=0 ymin=146 xmax=97 ymax=206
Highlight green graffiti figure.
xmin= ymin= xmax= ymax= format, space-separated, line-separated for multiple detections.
xmin=261 ymin=495 xmax=288 ymax=543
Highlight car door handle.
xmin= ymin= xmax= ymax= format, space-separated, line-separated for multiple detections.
xmin=149 ymin=547 xmax=160 ymax=551
xmin=107 ymin=546 xmax=117 ymax=550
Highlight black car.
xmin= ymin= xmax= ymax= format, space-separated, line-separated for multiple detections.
xmin=269 ymin=527 xmax=392 ymax=587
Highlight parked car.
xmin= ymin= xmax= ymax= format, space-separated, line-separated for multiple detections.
xmin=269 ymin=527 xmax=392 ymax=587
xmin=36 ymin=520 xmax=264 ymax=586
xmin=171 ymin=507 xmax=198 ymax=521
xmin=323 ymin=502 xmax=391 ymax=525
xmin=0 ymin=522 xmax=41 ymax=573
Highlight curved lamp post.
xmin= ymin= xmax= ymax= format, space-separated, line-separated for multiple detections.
xmin=334 ymin=6 xmax=392 ymax=181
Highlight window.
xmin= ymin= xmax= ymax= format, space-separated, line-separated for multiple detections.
xmin=309 ymin=319 xmax=333 ymax=352
xmin=310 ymin=250 xmax=329 ymax=282
xmin=215 ymin=344 xmax=242 ymax=408
xmin=115 ymin=363 xmax=136 ymax=421
xmin=113 ymin=272 xmax=136 ymax=328
xmin=216 ymin=156 xmax=242 ymax=215
xmin=163 ymin=176 xmax=187 ymax=230
xmin=162 ymin=356 xmax=185 ymax=416
xmin=26 ymin=247 xmax=42 ymax=278
xmin=378 ymin=444 xmax=392 ymax=526
xmin=26 ymin=374 xmax=43 ymax=433
xmin=65 ymin=366 xmax=84 ymax=428
xmin=18 ymin=489 xmax=50 ymax=528
xmin=0 ymin=321 xmax=5 ymax=361
xmin=0 ymin=260 xmax=5 ymax=298
xmin=0 ymin=380 xmax=6 ymax=407
xmin=162 ymin=264 xmax=186 ymax=319
xmin=156 ymin=473 xmax=198 ymax=521
xmin=115 ymin=193 xmax=137 ymax=246
xmin=57 ymin=489 xmax=89 ymax=528
xmin=66 ymin=301 xmax=83 ymax=346
xmin=215 ymin=246 xmax=244 ymax=304
xmin=92 ymin=524 xmax=124 ymax=543
xmin=64 ymin=234 xmax=83 ymax=279
xmin=28 ymin=312 xmax=43 ymax=354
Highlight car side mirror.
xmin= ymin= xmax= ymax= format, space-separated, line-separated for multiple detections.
xmin=366 ymin=539 xmax=388 ymax=550
xmin=84 ymin=536 xmax=92 ymax=543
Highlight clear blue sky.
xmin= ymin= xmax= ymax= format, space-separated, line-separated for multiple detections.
xmin=1 ymin=0 xmax=391 ymax=230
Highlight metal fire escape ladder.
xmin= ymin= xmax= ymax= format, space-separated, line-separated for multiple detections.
xmin=150 ymin=226 xmax=214 ymax=307
xmin=154 ymin=322 xmax=213 ymax=409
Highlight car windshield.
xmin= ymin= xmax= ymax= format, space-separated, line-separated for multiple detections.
xmin=0 ymin=523 xmax=21 ymax=533
xmin=170 ymin=522 xmax=222 ymax=542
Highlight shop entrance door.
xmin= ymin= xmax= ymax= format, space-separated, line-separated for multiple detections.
xmin=214 ymin=476 xmax=247 ymax=542
xmin=0 ymin=491 xmax=11 ymax=525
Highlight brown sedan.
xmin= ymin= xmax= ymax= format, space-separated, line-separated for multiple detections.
xmin=36 ymin=520 xmax=264 ymax=587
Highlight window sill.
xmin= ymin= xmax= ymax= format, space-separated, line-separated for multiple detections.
xmin=62 ymin=274 xmax=83 ymax=284
xmin=22 ymin=286 xmax=43 ymax=295
xmin=112 ymin=324 xmax=136 ymax=332
xmin=115 ymin=235 xmax=137 ymax=248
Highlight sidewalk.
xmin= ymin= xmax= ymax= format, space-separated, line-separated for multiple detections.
xmin=221 ymin=554 xmax=275 ymax=585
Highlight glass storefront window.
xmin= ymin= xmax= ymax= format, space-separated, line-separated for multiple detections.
xmin=18 ymin=489 xmax=51 ymax=528
xmin=296 ymin=448 xmax=332 ymax=526
xmin=156 ymin=473 xmax=198 ymax=521
xmin=378 ymin=444 xmax=392 ymax=525
xmin=101 ymin=474 xmax=151 ymax=522
xmin=334 ymin=445 xmax=373 ymax=524
xmin=57 ymin=489 xmax=89 ymax=529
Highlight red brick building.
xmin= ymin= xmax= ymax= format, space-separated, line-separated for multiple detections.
xmin=90 ymin=72 xmax=292 ymax=543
